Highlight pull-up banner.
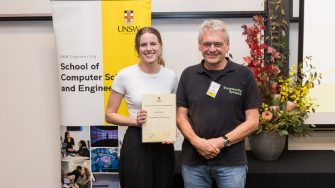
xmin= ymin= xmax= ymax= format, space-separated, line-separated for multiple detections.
xmin=51 ymin=0 xmax=151 ymax=187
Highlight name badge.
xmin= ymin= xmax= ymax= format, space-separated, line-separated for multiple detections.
xmin=206 ymin=81 xmax=221 ymax=98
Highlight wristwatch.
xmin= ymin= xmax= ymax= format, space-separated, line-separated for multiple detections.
xmin=222 ymin=135 xmax=232 ymax=147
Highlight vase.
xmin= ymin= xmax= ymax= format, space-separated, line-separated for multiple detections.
xmin=249 ymin=131 xmax=286 ymax=161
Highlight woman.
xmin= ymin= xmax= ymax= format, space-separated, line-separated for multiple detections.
xmin=105 ymin=27 xmax=178 ymax=188
xmin=76 ymin=140 xmax=90 ymax=158
xmin=75 ymin=167 xmax=91 ymax=188
xmin=64 ymin=131 xmax=75 ymax=153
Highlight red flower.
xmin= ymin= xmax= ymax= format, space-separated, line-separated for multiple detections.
xmin=243 ymin=57 xmax=252 ymax=64
xmin=242 ymin=15 xmax=284 ymax=104
xmin=271 ymin=83 xmax=278 ymax=93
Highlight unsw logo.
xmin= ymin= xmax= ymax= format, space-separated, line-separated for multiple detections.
xmin=117 ymin=10 xmax=140 ymax=34
xmin=124 ymin=10 xmax=133 ymax=25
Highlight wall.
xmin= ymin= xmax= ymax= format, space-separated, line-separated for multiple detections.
xmin=153 ymin=18 xmax=251 ymax=76
xmin=0 ymin=21 xmax=60 ymax=188
xmin=0 ymin=0 xmax=263 ymax=15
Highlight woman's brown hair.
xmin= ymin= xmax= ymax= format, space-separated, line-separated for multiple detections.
xmin=135 ymin=27 xmax=165 ymax=66
xmin=82 ymin=167 xmax=91 ymax=179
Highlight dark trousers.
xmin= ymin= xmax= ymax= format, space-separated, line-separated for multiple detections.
xmin=119 ymin=127 xmax=175 ymax=188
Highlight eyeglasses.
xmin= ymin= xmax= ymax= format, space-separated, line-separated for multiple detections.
xmin=201 ymin=42 xmax=225 ymax=49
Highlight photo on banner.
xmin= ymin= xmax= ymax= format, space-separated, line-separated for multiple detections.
xmin=90 ymin=126 xmax=118 ymax=147
xmin=61 ymin=126 xmax=91 ymax=188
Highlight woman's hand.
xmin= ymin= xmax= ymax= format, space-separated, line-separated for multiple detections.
xmin=136 ymin=109 xmax=147 ymax=126
xmin=162 ymin=141 xmax=175 ymax=144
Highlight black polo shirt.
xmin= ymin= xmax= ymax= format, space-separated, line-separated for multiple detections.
xmin=177 ymin=59 xmax=261 ymax=165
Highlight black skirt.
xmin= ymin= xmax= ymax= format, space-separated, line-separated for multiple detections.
xmin=119 ymin=127 xmax=175 ymax=188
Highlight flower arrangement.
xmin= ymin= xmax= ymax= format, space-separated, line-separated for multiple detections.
xmin=242 ymin=14 xmax=322 ymax=136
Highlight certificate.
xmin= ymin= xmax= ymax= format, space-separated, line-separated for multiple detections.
xmin=142 ymin=94 xmax=176 ymax=143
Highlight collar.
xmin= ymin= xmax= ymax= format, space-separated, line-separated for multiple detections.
xmin=196 ymin=58 xmax=236 ymax=75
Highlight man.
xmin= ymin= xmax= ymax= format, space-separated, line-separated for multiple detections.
xmin=176 ymin=19 xmax=261 ymax=188
xmin=64 ymin=166 xmax=82 ymax=183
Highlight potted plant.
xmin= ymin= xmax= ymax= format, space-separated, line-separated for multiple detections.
xmin=242 ymin=3 xmax=322 ymax=160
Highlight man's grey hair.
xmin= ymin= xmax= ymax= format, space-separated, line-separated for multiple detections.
xmin=198 ymin=19 xmax=230 ymax=44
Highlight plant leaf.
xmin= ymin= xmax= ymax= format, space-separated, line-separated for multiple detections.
xmin=281 ymin=130 xmax=288 ymax=135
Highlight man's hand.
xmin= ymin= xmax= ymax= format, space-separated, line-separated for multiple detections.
xmin=208 ymin=137 xmax=225 ymax=150
xmin=191 ymin=137 xmax=220 ymax=159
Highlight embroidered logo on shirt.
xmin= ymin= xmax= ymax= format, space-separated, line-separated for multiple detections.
xmin=222 ymin=86 xmax=242 ymax=96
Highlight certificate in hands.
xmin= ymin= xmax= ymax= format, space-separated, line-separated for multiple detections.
xmin=142 ymin=94 xmax=176 ymax=143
